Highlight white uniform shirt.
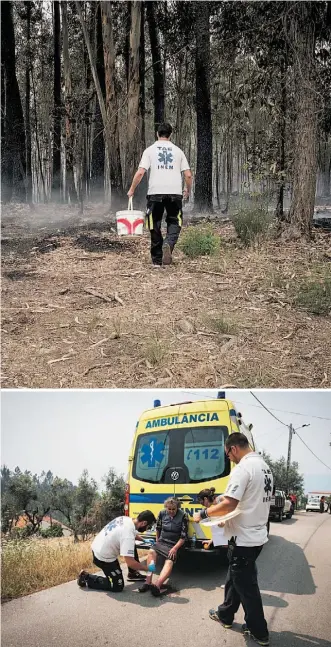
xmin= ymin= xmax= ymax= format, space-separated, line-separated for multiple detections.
xmin=139 ymin=140 xmax=190 ymax=195
xmin=223 ymin=452 xmax=273 ymax=547
xmin=91 ymin=516 xmax=136 ymax=563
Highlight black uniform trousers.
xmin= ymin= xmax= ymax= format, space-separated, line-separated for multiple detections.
xmin=217 ymin=540 xmax=268 ymax=640
xmin=145 ymin=194 xmax=183 ymax=265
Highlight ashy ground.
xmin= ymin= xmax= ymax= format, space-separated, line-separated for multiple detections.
xmin=1 ymin=203 xmax=331 ymax=388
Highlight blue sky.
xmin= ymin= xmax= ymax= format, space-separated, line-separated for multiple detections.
xmin=1 ymin=389 xmax=331 ymax=494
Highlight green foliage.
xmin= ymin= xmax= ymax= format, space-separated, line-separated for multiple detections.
xmin=231 ymin=205 xmax=272 ymax=246
xmin=10 ymin=525 xmax=35 ymax=540
xmin=40 ymin=524 xmax=64 ymax=538
xmin=179 ymin=226 xmax=221 ymax=259
xmin=262 ymin=452 xmax=304 ymax=495
xmin=294 ymin=275 xmax=331 ymax=316
xmin=1 ymin=465 xmax=125 ymax=540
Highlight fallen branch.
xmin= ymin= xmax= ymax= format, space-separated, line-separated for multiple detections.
xmin=84 ymin=287 xmax=113 ymax=303
xmin=192 ymin=269 xmax=224 ymax=277
xmin=84 ymin=287 xmax=124 ymax=306
xmin=114 ymin=292 xmax=124 ymax=306
xmin=83 ymin=362 xmax=113 ymax=376
xmin=86 ymin=333 xmax=119 ymax=350
xmin=77 ymin=256 xmax=106 ymax=261
xmin=48 ymin=356 xmax=72 ymax=365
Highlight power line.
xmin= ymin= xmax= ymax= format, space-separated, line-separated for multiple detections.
xmin=249 ymin=392 xmax=288 ymax=427
xmin=294 ymin=431 xmax=331 ymax=473
xmin=181 ymin=390 xmax=331 ymax=422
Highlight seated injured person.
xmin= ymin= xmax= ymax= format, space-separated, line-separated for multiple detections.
xmin=139 ymin=497 xmax=188 ymax=597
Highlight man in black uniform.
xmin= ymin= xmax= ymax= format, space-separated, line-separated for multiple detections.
xmin=128 ymin=123 xmax=192 ymax=267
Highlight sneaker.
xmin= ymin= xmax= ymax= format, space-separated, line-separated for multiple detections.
xmin=77 ymin=570 xmax=88 ymax=587
xmin=162 ymin=243 xmax=172 ymax=266
xmin=138 ymin=583 xmax=151 ymax=593
xmin=152 ymin=263 xmax=163 ymax=269
xmin=209 ymin=609 xmax=232 ymax=628
xmin=127 ymin=572 xmax=146 ymax=582
xmin=242 ymin=624 xmax=269 ymax=646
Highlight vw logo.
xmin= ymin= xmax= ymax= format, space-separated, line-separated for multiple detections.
xmin=171 ymin=470 xmax=179 ymax=481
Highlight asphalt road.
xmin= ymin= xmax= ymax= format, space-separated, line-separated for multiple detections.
xmin=2 ymin=511 xmax=331 ymax=647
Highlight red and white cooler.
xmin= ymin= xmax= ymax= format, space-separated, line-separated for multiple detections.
xmin=116 ymin=198 xmax=145 ymax=236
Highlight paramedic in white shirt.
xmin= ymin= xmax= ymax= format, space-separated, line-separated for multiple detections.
xmin=127 ymin=122 xmax=192 ymax=267
xmin=194 ymin=433 xmax=273 ymax=647
xmin=77 ymin=510 xmax=156 ymax=592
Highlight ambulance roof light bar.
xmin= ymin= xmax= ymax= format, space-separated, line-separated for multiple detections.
xmin=154 ymin=399 xmax=161 ymax=407
xmin=217 ymin=391 xmax=226 ymax=399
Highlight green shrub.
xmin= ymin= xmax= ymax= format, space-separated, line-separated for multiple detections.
xmin=40 ymin=524 xmax=64 ymax=538
xmin=10 ymin=525 xmax=34 ymax=540
xmin=231 ymin=207 xmax=271 ymax=246
xmin=294 ymin=276 xmax=331 ymax=315
xmin=180 ymin=225 xmax=220 ymax=259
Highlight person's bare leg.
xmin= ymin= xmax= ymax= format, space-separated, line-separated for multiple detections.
xmin=145 ymin=548 xmax=157 ymax=586
xmin=154 ymin=559 xmax=174 ymax=591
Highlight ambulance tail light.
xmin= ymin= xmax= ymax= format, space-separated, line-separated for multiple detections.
xmin=124 ymin=483 xmax=130 ymax=516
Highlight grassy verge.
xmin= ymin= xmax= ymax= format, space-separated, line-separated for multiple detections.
xmin=1 ymin=538 xmax=97 ymax=602
xmin=1 ymin=538 xmax=148 ymax=602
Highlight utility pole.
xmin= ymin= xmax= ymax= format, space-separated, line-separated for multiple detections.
xmin=286 ymin=424 xmax=294 ymax=492
xmin=286 ymin=423 xmax=310 ymax=492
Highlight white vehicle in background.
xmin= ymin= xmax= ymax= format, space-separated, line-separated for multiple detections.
xmin=306 ymin=495 xmax=327 ymax=512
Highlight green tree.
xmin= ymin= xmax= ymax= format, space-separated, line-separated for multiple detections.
xmin=262 ymin=452 xmax=304 ymax=495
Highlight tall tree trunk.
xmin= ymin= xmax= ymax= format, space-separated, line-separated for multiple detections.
xmin=139 ymin=2 xmax=145 ymax=150
xmin=146 ymin=1 xmax=165 ymax=133
xmin=75 ymin=0 xmax=108 ymax=197
xmin=194 ymin=2 xmax=213 ymax=212
xmin=275 ymin=48 xmax=287 ymax=221
xmin=288 ymin=3 xmax=318 ymax=237
xmin=175 ymin=51 xmax=188 ymax=150
xmin=101 ymin=1 xmax=123 ymax=202
xmin=90 ymin=1 xmax=105 ymax=198
xmin=52 ymin=1 xmax=61 ymax=200
xmin=124 ymin=2 xmax=131 ymax=91
xmin=125 ymin=2 xmax=144 ymax=202
xmin=31 ymin=67 xmax=46 ymax=201
xmin=25 ymin=1 xmax=33 ymax=205
xmin=1 ymin=1 xmax=26 ymax=203
xmin=61 ymin=1 xmax=78 ymax=203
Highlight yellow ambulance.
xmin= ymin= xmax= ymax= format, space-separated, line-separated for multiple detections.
xmin=124 ymin=391 xmax=255 ymax=552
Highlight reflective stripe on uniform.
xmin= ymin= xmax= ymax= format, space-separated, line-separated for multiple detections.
xmin=178 ymin=210 xmax=182 ymax=227
xmin=149 ymin=212 xmax=153 ymax=230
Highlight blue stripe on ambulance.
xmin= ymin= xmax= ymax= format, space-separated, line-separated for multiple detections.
xmin=130 ymin=493 xmax=202 ymax=503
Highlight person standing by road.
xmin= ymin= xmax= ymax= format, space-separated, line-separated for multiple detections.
xmin=320 ymin=496 xmax=326 ymax=513
xmin=194 ymin=433 xmax=273 ymax=647
xmin=127 ymin=123 xmax=192 ymax=267
xmin=77 ymin=510 xmax=156 ymax=593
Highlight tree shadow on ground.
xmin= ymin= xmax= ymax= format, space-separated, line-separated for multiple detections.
xmin=258 ymin=535 xmax=316 ymax=595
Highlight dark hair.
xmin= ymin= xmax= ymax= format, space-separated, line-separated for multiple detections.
xmin=137 ymin=510 xmax=156 ymax=527
xmin=157 ymin=122 xmax=172 ymax=138
xmin=198 ymin=487 xmax=216 ymax=503
xmin=225 ymin=432 xmax=249 ymax=450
